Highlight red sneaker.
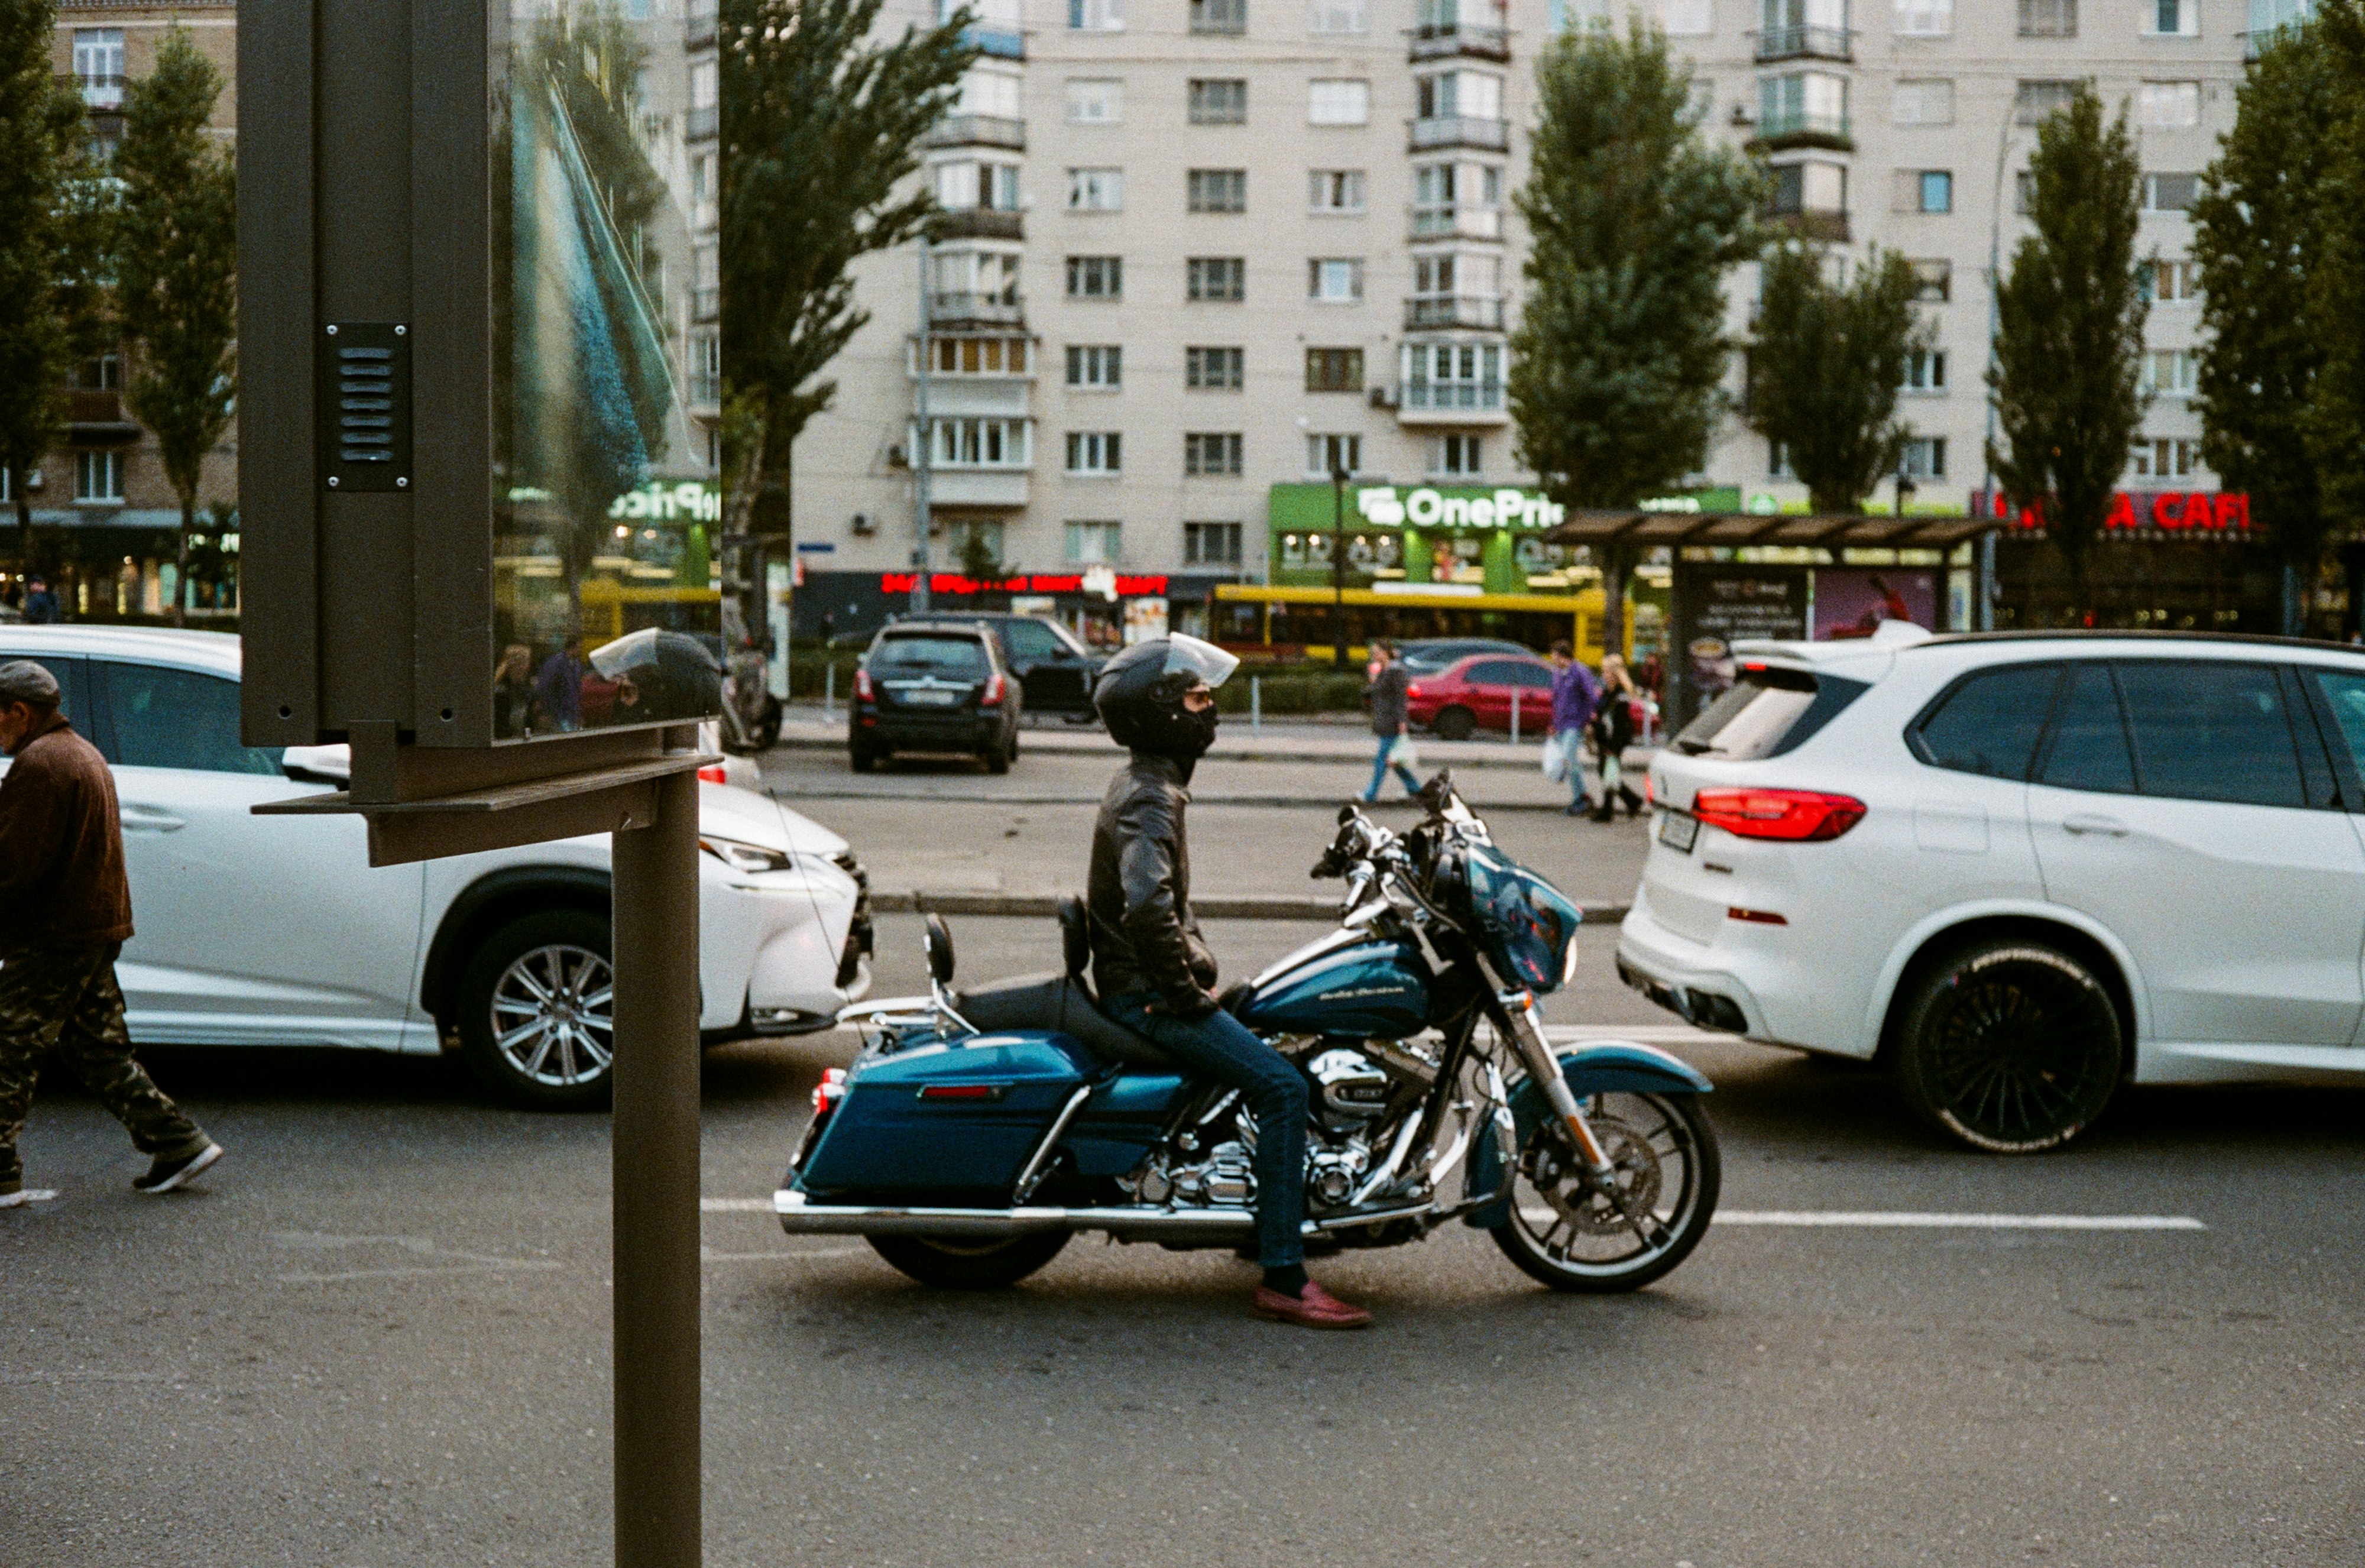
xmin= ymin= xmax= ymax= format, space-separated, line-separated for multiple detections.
xmin=1252 ymin=1279 xmax=1373 ymax=1330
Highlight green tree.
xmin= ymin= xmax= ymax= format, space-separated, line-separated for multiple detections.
xmin=0 ymin=0 xmax=99 ymax=580
xmin=2296 ymin=1 xmax=2365 ymax=595
xmin=719 ymin=0 xmax=974 ymax=545
xmin=1987 ymin=85 xmax=2149 ymax=620
xmin=1507 ymin=18 xmax=1760 ymax=656
xmin=1746 ymin=245 xmax=1927 ymax=514
xmin=115 ymin=28 xmax=236 ymax=627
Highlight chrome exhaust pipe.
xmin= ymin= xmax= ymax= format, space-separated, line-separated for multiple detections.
xmin=773 ymin=1189 xmax=1439 ymax=1240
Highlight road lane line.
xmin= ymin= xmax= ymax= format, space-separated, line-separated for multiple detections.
xmin=701 ymin=1198 xmax=775 ymax=1212
xmin=701 ymin=1246 xmax=871 ymax=1262
xmin=1716 ymin=1210 xmax=2205 ymax=1230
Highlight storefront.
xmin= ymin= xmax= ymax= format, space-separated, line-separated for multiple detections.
xmin=2 ymin=510 xmax=243 ymax=623
xmin=788 ymin=566 xmax=1241 ymax=649
xmin=1970 ymin=488 xmax=2297 ymax=636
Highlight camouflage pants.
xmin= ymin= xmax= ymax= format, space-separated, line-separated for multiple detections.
xmin=0 ymin=944 xmax=207 ymax=1191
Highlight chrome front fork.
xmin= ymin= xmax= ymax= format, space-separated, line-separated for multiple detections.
xmin=1492 ymin=984 xmax=1616 ymax=1177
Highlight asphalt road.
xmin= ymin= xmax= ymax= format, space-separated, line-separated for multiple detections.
xmin=3 ymin=802 xmax=2361 ymax=1565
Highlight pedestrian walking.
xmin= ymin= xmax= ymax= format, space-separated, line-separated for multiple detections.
xmin=532 ymin=634 xmax=587 ymax=733
xmin=21 ymin=576 xmax=59 ymax=625
xmin=1546 ymin=640 xmax=1601 ymax=818
xmin=1360 ymin=639 xmax=1421 ymax=801
xmin=492 ymin=643 xmax=534 ymax=739
xmin=1588 ymin=653 xmax=1645 ymax=822
xmin=0 ymin=663 xmax=222 ymax=1207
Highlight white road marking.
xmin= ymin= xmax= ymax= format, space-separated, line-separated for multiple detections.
xmin=270 ymin=1231 xmax=566 ymax=1285
xmin=701 ymin=1197 xmax=776 ymax=1213
xmin=701 ymin=1245 xmax=870 ymax=1262
xmin=1715 ymin=1210 xmax=2206 ymax=1231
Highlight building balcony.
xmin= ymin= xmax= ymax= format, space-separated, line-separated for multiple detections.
xmin=1410 ymin=202 xmax=1504 ymax=240
xmin=1408 ymin=22 xmax=1511 ymax=61
xmin=685 ymin=104 xmax=718 ymax=141
xmin=67 ymin=389 xmax=137 ymax=437
xmin=1399 ymin=380 xmax=1507 ymax=422
xmin=931 ymin=208 xmax=1025 ymax=242
xmin=925 ymin=113 xmax=1026 ymax=151
xmin=1404 ymin=293 xmax=1505 ymax=331
xmin=1410 ymin=115 xmax=1510 ymax=153
xmin=1767 ymin=208 xmax=1850 ymax=243
xmin=928 ymin=469 xmax=1030 ymax=508
xmin=961 ymin=25 xmax=1026 ymax=57
xmin=71 ymin=72 xmax=124 ymax=109
xmin=685 ymin=5 xmax=717 ymax=46
xmin=689 ymin=372 xmax=721 ymax=408
xmin=1754 ymin=24 xmax=1852 ymax=62
xmin=692 ymin=286 xmax=720 ymax=323
xmin=1749 ymin=111 xmax=1854 ymax=153
xmin=930 ymin=291 xmax=1026 ymax=328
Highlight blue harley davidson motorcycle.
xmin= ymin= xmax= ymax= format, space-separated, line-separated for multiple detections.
xmin=775 ymin=773 xmax=1719 ymax=1292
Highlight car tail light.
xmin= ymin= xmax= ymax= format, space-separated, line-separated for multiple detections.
xmin=1407 ymin=683 xmax=1423 ymax=699
xmin=980 ymin=672 xmax=1006 ymax=708
xmin=1691 ymin=788 xmax=1866 ymax=842
xmin=697 ymin=764 xmax=728 ymax=785
xmin=854 ymin=668 xmax=873 ymax=701
xmin=810 ymin=1067 xmax=848 ymax=1119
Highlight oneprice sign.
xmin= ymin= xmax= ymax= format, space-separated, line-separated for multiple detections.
xmin=1353 ymin=485 xmax=1566 ymax=530
xmin=610 ymin=480 xmax=724 ymax=524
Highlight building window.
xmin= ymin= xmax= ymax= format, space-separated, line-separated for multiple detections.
xmin=76 ymin=449 xmax=125 ymax=503
xmin=1067 ymin=78 xmax=1124 ymax=123
xmin=691 ymin=333 xmax=721 ymax=402
xmin=692 ymin=244 xmax=720 ymax=320
xmin=2142 ymin=349 xmax=2199 ymax=395
xmin=75 ymin=352 xmax=122 ymax=391
xmin=928 ymin=335 xmax=1032 ymax=374
xmin=1902 ymin=436 xmax=1947 ymax=480
xmin=1903 ymin=348 xmax=1947 ymax=391
xmin=1188 ymin=257 xmax=1247 ymax=301
xmin=1306 ymin=433 xmax=1362 ymax=475
xmin=1184 ymin=520 xmax=1244 ymax=565
xmin=2144 ymin=172 xmax=2201 ymax=210
xmin=1065 ymin=520 xmax=1123 ymax=563
xmin=1402 ymin=341 xmax=1504 ymax=409
xmin=2018 ymin=0 xmax=2076 ymax=36
xmin=1190 ymin=78 xmax=1248 ymax=124
xmin=958 ymin=67 xmax=1024 ymax=119
xmin=2014 ymin=79 xmax=2079 ymax=125
xmin=2147 ymin=0 xmax=2199 ymax=34
xmin=1415 ymin=69 xmax=1502 ymax=121
xmin=1431 ymin=433 xmax=1483 ymax=476
xmin=73 ymin=28 xmax=124 ymax=106
xmin=1067 ymin=255 xmax=1124 ymax=298
xmin=1067 ymin=431 xmax=1123 ymax=474
xmin=1767 ymin=160 xmax=1846 ymax=218
xmin=937 ymin=159 xmax=1020 ymax=210
xmin=1068 ymin=167 xmax=1125 ymax=212
xmin=1188 ymin=169 xmax=1248 ymax=213
xmin=1305 ymin=347 xmax=1365 ymax=391
xmin=1308 ymin=258 xmax=1364 ymax=302
xmin=2139 ymin=82 xmax=2201 ymax=128
xmin=2145 ymin=258 xmax=2203 ymax=302
xmin=1191 ymin=0 xmax=1248 ymax=31
xmin=1769 ymin=441 xmax=1796 ymax=479
xmin=1910 ymin=259 xmax=1951 ymax=301
xmin=2131 ymin=437 xmax=2202 ymax=478
xmin=1896 ymin=169 xmax=1952 ymax=213
xmin=1308 ymin=79 xmax=1371 ymax=125
xmin=924 ymin=417 xmax=1032 ymax=468
xmin=1894 ymin=0 xmax=1952 ymax=32
xmin=691 ymin=151 xmax=720 ymax=229
xmin=1070 ymin=0 xmax=1125 ymax=30
xmin=1893 ymin=79 xmax=1954 ymax=127
xmin=1310 ymin=170 xmax=1367 ymax=212
xmin=1187 ymin=346 xmax=1246 ymax=388
xmin=1184 ymin=432 xmax=1245 ymax=475
xmin=1067 ymin=344 xmax=1123 ymax=388
xmin=1310 ymin=0 xmax=1369 ymax=30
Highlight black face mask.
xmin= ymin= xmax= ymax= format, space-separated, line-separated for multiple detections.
xmin=1174 ymin=702 xmax=1220 ymax=760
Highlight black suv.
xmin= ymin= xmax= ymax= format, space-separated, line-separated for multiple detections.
xmin=851 ymin=623 xmax=1023 ymax=772
xmin=924 ymin=611 xmax=1103 ymax=720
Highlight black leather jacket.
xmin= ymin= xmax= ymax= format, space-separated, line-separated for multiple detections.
xmin=1087 ymin=752 xmax=1220 ymax=1017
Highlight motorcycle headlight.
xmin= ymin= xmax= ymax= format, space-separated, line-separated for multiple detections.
xmin=700 ymin=835 xmax=797 ymax=874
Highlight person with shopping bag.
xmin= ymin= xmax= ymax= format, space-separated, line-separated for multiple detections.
xmin=1360 ymin=640 xmax=1422 ymax=801
xmin=1545 ymin=640 xmax=1600 ymax=818
xmin=1588 ymin=653 xmax=1646 ymax=822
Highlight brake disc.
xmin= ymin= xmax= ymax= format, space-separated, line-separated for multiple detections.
xmin=1531 ymin=1116 xmax=1663 ymax=1238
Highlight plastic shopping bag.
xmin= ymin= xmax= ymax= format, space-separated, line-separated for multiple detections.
xmin=1389 ymin=734 xmax=1422 ymax=773
xmin=1541 ymin=730 xmax=1573 ymax=783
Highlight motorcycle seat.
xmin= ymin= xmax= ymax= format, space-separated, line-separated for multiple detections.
xmin=954 ymin=972 xmax=1182 ymax=1073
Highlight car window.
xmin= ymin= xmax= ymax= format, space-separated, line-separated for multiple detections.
xmin=0 ymin=653 xmax=87 ymax=730
xmin=1677 ymin=668 xmax=1869 ymax=761
xmin=2037 ymin=664 xmax=2135 ymax=794
xmin=1911 ymin=662 xmax=2058 ymax=780
xmin=873 ymin=635 xmax=989 ymax=675
xmin=98 ymin=661 xmax=286 ymax=775
xmin=1002 ymin=620 xmax=1070 ymax=661
xmin=1463 ymin=660 xmax=1521 ymax=685
xmin=2305 ymin=669 xmax=2365 ymax=798
xmin=1507 ymin=663 xmax=1554 ymax=689
xmin=2114 ymin=659 xmax=2306 ymax=809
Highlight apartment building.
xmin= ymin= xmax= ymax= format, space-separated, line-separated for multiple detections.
xmin=790 ymin=0 xmax=2282 ymax=642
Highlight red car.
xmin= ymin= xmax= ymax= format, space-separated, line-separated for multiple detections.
xmin=1405 ymin=653 xmax=1557 ymax=740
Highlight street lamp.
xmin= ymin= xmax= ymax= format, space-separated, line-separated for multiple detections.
xmin=1331 ymin=462 xmax=1350 ymax=665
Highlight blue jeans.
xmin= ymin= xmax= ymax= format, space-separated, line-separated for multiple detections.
xmin=1365 ymin=732 xmax=1419 ymax=800
xmin=1106 ymin=993 xmax=1308 ymax=1268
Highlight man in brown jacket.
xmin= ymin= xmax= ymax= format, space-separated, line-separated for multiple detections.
xmin=0 ymin=660 xmax=221 ymax=1206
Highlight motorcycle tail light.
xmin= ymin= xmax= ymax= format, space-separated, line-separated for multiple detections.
xmin=1692 ymin=788 xmax=1865 ymax=843
xmin=980 ymin=672 xmax=1006 ymax=707
xmin=854 ymin=668 xmax=873 ymax=701
xmin=697 ymin=764 xmax=727 ymax=785
xmin=811 ymin=1067 xmax=848 ymax=1118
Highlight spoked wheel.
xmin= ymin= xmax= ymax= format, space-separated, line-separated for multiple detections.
xmin=457 ymin=911 xmax=616 ymax=1111
xmin=1893 ymin=942 xmax=2123 ymax=1154
xmin=868 ymin=1232 xmax=1070 ymax=1289
xmin=1492 ymin=1091 xmax=1719 ymax=1292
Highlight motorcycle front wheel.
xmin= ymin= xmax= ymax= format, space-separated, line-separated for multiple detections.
xmin=867 ymin=1231 xmax=1070 ymax=1289
xmin=1492 ymin=1091 xmax=1719 ymax=1293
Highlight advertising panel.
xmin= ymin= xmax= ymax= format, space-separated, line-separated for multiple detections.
xmin=1670 ymin=566 xmax=1808 ymax=728
xmin=1811 ymin=569 xmax=1939 ymax=640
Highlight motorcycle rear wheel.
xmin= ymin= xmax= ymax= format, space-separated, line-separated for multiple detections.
xmin=867 ymin=1231 xmax=1070 ymax=1289
xmin=1492 ymin=1091 xmax=1719 ymax=1293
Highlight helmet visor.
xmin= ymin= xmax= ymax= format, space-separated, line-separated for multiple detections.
xmin=1162 ymin=633 xmax=1239 ymax=692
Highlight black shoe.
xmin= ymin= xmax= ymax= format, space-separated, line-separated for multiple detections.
xmin=132 ymin=1143 xmax=222 ymax=1195
xmin=1590 ymin=808 xmax=1615 ymax=824
xmin=1563 ymin=804 xmax=1587 ymax=817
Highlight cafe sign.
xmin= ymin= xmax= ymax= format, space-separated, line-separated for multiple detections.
xmin=1973 ymin=488 xmax=2250 ymax=536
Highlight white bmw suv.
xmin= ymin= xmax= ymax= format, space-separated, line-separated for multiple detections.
xmin=1619 ymin=623 xmax=2365 ymax=1153
xmin=0 ymin=626 xmax=873 ymax=1110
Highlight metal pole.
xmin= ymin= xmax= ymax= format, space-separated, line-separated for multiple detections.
xmin=824 ymin=661 xmax=834 ymax=718
xmin=1977 ymin=529 xmax=1996 ymax=631
xmin=1331 ymin=464 xmax=1349 ymax=666
xmin=912 ymin=236 xmax=933 ymax=615
xmin=610 ymin=760 xmax=702 ymax=1568
xmin=1509 ymin=686 xmax=1520 ymax=746
xmin=1250 ymin=674 xmax=1261 ymax=734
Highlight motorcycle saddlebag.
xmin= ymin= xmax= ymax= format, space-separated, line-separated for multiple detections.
xmin=797 ymin=1031 xmax=1096 ymax=1197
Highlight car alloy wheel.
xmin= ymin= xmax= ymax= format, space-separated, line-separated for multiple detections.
xmin=491 ymin=942 xmax=615 ymax=1088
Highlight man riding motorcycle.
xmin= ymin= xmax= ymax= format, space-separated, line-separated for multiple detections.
xmin=1088 ymin=634 xmax=1373 ymax=1330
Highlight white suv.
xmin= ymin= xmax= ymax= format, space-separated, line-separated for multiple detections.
xmin=1619 ymin=624 xmax=2365 ymax=1153
xmin=0 ymin=627 xmax=873 ymax=1110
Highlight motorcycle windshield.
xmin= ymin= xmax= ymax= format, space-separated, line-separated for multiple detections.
xmin=1463 ymin=847 xmax=1582 ymax=994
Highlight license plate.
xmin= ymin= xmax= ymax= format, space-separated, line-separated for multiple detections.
xmin=903 ymin=689 xmax=957 ymax=707
xmin=1657 ymin=811 xmax=1698 ymax=853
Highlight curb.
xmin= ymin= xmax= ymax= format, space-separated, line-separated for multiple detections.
xmin=872 ymin=890 xmax=1631 ymax=923
xmin=768 ymin=729 xmax=1642 ymax=775
xmin=773 ymin=788 xmax=1614 ymax=813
